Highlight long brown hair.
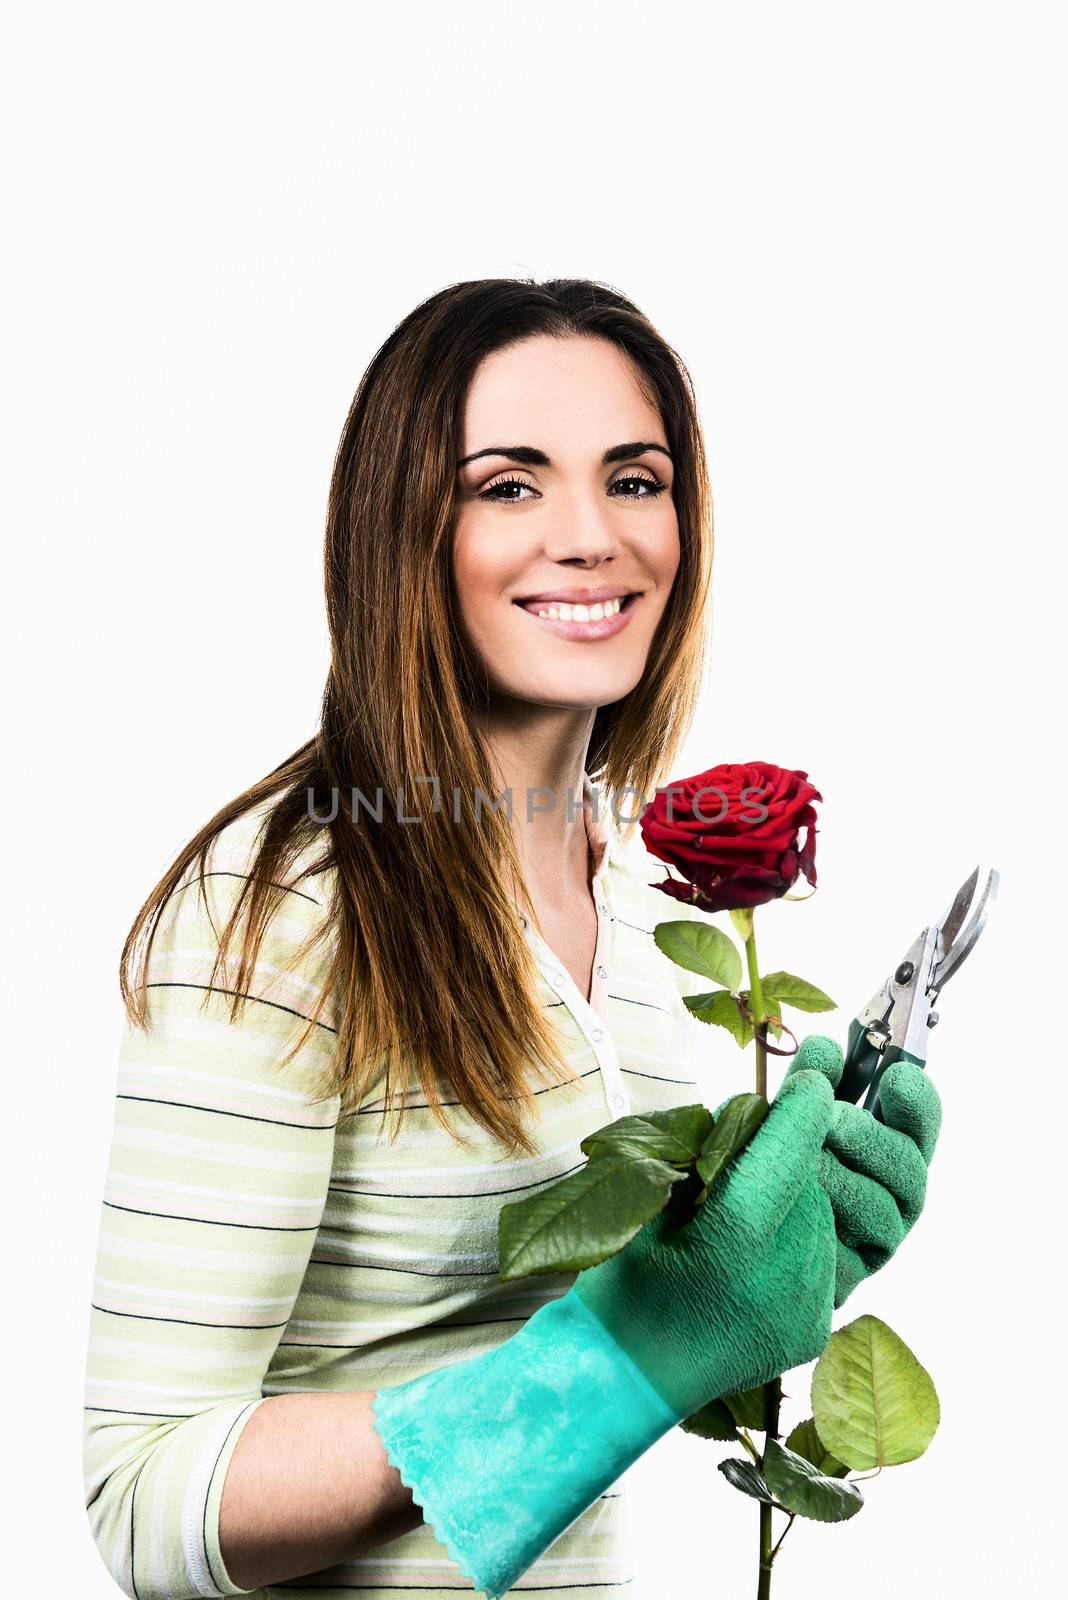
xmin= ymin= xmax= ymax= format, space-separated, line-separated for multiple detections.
xmin=120 ymin=277 xmax=714 ymax=1157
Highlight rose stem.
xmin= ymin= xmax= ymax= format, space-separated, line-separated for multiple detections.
xmin=745 ymin=924 xmax=782 ymax=1599
xmin=745 ymin=931 xmax=769 ymax=1098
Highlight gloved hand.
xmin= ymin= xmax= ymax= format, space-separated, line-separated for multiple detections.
xmin=783 ymin=1034 xmax=943 ymax=1306
xmin=370 ymin=1068 xmax=837 ymax=1599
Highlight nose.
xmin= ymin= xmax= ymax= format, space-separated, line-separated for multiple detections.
xmin=540 ymin=486 xmax=622 ymax=566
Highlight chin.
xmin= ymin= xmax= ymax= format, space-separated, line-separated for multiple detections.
xmin=497 ymin=667 xmax=644 ymax=710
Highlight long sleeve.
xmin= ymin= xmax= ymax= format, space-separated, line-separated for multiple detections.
xmin=82 ymin=832 xmax=341 ymax=1600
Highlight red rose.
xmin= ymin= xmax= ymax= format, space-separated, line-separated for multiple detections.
xmin=638 ymin=761 xmax=821 ymax=912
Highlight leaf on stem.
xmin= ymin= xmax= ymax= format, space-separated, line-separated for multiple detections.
xmin=679 ymin=1398 xmax=739 ymax=1442
xmin=718 ymin=1458 xmax=777 ymax=1504
xmin=811 ymin=1315 xmax=941 ymax=1470
xmin=498 ymin=1154 xmax=678 ymax=1281
xmin=581 ymin=1103 xmax=713 ymax=1168
xmin=762 ymin=1441 xmax=865 ymax=1523
xmin=695 ymin=1093 xmax=769 ymax=1201
xmin=685 ymin=989 xmax=755 ymax=1047
xmin=784 ymin=1417 xmax=849 ymax=1478
xmin=720 ymin=1377 xmax=782 ymax=1432
xmin=760 ymin=972 xmax=837 ymax=1013
xmin=654 ymin=920 xmax=743 ymax=992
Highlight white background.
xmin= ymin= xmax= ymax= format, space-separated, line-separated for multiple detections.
xmin=3 ymin=2 xmax=1064 ymax=1595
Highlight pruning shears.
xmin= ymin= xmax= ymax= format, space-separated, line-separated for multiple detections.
xmin=835 ymin=864 xmax=999 ymax=1121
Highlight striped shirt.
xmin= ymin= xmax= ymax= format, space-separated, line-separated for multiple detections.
xmin=82 ymin=778 xmax=723 ymax=1598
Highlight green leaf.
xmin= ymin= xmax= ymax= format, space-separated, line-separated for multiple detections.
xmin=729 ymin=907 xmax=754 ymax=942
xmin=767 ymin=1013 xmax=784 ymax=1041
xmin=762 ymin=1441 xmax=865 ymax=1523
xmin=784 ymin=1417 xmax=849 ymax=1478
xmin=498 ymin=1155 xmax=677 ymax=1281
xmin=685 ymin=989 xmax=754 ymax=1047
xmin=695 ymin=1093 xmax=769 ymax=1200
xmin=760 ymin=972 xmax=837 ymax=1013
xmin=679 ymin=1398 xmax=739 ymax=1441
xmin=721 ymin=1378 xmax=781 ymax=1431
xmin=718 ymin=1458 xmax=776 ymax=1504
xmin=812 ymin=1315 xmax=941 ymax=1469
xmin=654 ymin=920 xmax=742 ymax=992
xmin=581 ymin=1104 xmax=712 ymax=1168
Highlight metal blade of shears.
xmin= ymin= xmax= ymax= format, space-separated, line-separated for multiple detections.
xmin=931 ymin=865 xmax=999 ymax=994
xmin=835 ymin=865 xmax=998 ymax=1120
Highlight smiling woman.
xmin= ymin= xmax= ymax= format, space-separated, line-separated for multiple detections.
xmin=453 ymin=337 xmax=682 ymax=698
xmin=81 ymin=277 xmax=727 ymax=1600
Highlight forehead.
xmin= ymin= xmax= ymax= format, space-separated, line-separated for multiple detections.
xmin=461 ymin=334 xmax=662 ymax=448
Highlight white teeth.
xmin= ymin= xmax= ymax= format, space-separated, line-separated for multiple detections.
xmin=533 ymin=596 xmax=624 ymax=621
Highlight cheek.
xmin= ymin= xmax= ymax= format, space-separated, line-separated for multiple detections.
xmin=452 ymin=524 xmax=515 ymax=632
xmin=646 ymin=521 xmax=682 ymax=596
xmin=663 ymin=521 xmax=683 ymax=577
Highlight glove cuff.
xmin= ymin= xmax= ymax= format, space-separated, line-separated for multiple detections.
xmin=370 ymin=1288 xmax=681 ymax=1598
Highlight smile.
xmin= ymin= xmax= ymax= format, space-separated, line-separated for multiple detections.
xmin=512 ymin=592 xmax=639 ymax=640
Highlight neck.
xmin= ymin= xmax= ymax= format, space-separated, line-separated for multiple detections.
xmin=480 ymin=704 xmax=596 ymax=903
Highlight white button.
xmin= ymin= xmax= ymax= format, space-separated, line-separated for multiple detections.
xmin=552 ymin=971 xmax=566 ymax=988
xmin=591 ymin=1027 xmax=604 ymax=1043
xmin=598 ymin=901 xmax=608 ymax=914
xmin=611 ymin=1093 xmax=626 ymax=1110
xmin=595 ymin=964 xmax=607 ymax=980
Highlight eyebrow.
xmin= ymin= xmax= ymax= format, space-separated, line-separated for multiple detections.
xmin=456 ymin=440 xmax=673 ymax=470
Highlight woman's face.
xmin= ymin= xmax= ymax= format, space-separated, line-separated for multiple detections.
xmin=452 ymin=334 xmax=681 ymax=715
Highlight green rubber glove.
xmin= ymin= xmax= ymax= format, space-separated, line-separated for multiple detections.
xmin=573 ymin=1065 xmax=837 ymax=1413
xmin=783 ymin=1034 xmax=943 ymax=1306
xmin=370 ymin=1069 xmax=836 ymax=1598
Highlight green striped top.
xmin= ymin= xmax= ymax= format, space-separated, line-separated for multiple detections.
xmin=82 ymin=779 xmax=724 ymax=1598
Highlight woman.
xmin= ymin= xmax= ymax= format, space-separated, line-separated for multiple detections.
xmin=83 ymin=278 xmax=940 ymax=1600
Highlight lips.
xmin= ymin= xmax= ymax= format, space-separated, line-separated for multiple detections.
xmin=511 ymin=591 xmax=641 ymax=641
xmin=513 ymin=593 xmax=638 ymax=616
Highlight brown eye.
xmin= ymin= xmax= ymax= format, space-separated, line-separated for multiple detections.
xmin=610 ymin=474 xmax=668 ymax=499
xmin=478 ymin=476 xmax=539 ymax=502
